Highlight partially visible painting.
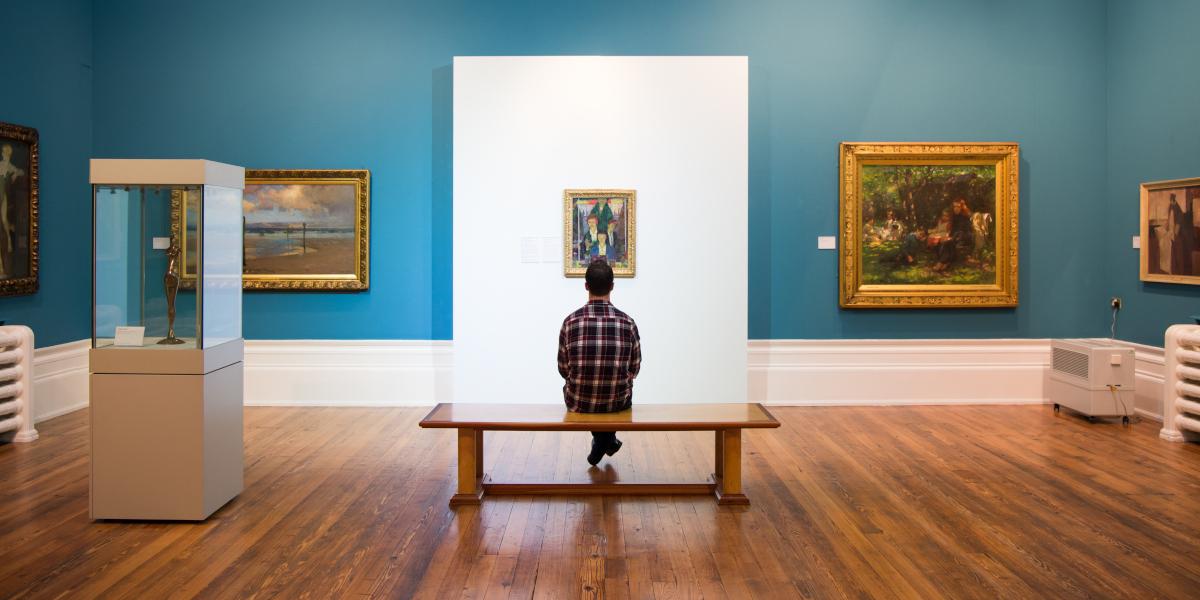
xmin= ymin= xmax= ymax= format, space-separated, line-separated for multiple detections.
xmin=563 ymin=189 xmax=636 ymax=277
xmin=1140 ymin=177 xmax=1200 ymax=284
xmin=840 ymin=143 xmax=1019 ymax=308
xmin=242 ymin=170 xmax=369 ymax=290
xmin=0 ymin=122 xmax=38 ymax=296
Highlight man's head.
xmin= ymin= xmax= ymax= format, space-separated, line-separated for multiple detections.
xmin=598 ymin=198 xmax=608 ymax=209
xmin=585 ymin=258 xmax=614 ymax=298
xmin=587 ymin=214 xmax=599 ymax=229
xmin=0 ymin=144 xmax=11 ymax=161
xmin=597 ymin=230 xmax=608 ymax=245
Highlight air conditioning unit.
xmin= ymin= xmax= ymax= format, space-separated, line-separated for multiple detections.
xmin=1048 ymin=339 xmax=1135 ymax=423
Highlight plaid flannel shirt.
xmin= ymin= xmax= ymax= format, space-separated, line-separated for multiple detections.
xmin=557 ymin=300 xmax=642 ymax=413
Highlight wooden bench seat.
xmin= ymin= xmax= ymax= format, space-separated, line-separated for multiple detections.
xmin=419 ymin=403 xmax=781 ymax=506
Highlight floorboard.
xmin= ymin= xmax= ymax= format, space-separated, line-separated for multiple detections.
xmin=0 ymin=405 xmax=1197 ymax=599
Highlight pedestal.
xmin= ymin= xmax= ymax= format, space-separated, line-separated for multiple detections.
xmin=90 ymin=340 xmax=244 ymax=521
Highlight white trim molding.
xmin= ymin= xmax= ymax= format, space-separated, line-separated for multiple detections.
xmin=32 ymin=339 xmax=89 ymax=422
xmin=749 ymin=339 xmax=1050 ymax=406
xmin=244 ymin=340 xmax=452 ymax=406
xmin=24 ymin=337 xmax=1169 ymax=419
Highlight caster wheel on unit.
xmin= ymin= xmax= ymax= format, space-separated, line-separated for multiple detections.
xmin=1123 ymin=416 xmax=1130 ymax=425
xmin=1053 ymin=404 xmax=1060 ymax=414
xmin=1087 ymin=416 xmax=1097 ymax=423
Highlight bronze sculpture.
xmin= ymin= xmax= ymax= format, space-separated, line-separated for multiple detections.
xmin=157 ymin=237 xmax=186 ymax=345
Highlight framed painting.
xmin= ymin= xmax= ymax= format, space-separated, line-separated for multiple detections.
xmin=0 ymin=122 xmax=38 ymax=296
xmin=839 ymin=142 xmax=1019 ymax=308
xmin=242 ymin=170 xmax=369 ymax=290
xmin=1140 ymin=177 xmax=1200 ymax=284
xmin=563 ymin=189 xmax=636 ymax=277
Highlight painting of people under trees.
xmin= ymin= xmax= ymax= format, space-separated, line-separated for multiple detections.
xmin=563 ymin=189 xmax=636 ymax=277
xmin=840 ymin=143 xmax=1019 ymax=308
xmin=861 ymin=165 xmax=997 ymax=285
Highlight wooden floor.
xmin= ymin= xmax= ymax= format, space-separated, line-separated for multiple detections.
xmin=1 ymin=405 xmax=1198 ymax=599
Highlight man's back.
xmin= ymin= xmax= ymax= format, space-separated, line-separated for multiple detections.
xmin=557 ymin=299 xmax=641 ymax=413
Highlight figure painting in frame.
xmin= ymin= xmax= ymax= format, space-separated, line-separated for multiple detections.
xmin=563 ymin=189 xmax=636 ymax=277
xmin=1140 ymin=177 xmax=1200 ymax=284
xmin=840 ymin=143 xmax=1019 ymax=308
xmin=0 ymin=122 xmax=38 ymax=296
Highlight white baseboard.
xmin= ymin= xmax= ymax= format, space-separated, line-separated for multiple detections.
xmin=26 ymin=337 xmax=1169 ymax=419
xmin=244 ymin=340 xmax=452 ymax=406
xmin=33 ymin=339 xmax=90 ymax=422
xmin=749 ymin=339 xmax=1050 ymax=406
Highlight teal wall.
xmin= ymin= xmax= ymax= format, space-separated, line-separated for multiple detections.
xmin=1105 ymin=0 xmax=1200 ymax=346
xmin=88 ymin=0 xmax=1111 ymax=341
xmin=0 ymin=1 xmax=93 ymax=347
xmin=24 ymin=0 xmax=1197 ymax=345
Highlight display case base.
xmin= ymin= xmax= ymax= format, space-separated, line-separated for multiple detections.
xmin=90 ymin=361 xmax=243 ymax=521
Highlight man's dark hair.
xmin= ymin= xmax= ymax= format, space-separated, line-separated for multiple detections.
xmin=585 ymin=259 xmax=614 ymax=296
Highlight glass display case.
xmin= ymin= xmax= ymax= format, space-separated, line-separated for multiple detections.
xmin=92 ymin=162 xmax=243 ymax=350
xmin=88 ymin=159 xmax=246 ymax=521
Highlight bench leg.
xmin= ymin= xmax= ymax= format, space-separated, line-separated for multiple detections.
xmin=450 ymin=428 xmax=485 ymax=506
xmin=714 ymin=430 xmax=724 ymax=480
xmin=475 ymin=429 xmax=484 ymax=479
xmin=714 ymin=428 xmax=749 ymax=506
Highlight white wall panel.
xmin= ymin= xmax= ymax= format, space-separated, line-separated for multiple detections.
xmin=453 ymin=56 xmax=748 ymax=405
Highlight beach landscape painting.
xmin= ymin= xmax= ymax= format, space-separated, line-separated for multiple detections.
xmin=242 ymin=170 xmax=369 ymax=290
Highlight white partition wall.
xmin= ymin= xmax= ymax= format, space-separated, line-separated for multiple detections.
xmin=454 ymin=56 xmax=748 ymax=405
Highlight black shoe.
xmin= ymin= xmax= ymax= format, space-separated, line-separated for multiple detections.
xmin=587 ymin=440 xmax=606 ymax=466
xmin=605 ymin=438 xmax=623 ymax=457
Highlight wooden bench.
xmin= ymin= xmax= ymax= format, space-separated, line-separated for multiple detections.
xmin=419 ymin=403 xmax=781 ymax=506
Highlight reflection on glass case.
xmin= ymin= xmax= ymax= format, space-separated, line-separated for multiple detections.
xmin=92 ymin=163 xmax=243 ymax=350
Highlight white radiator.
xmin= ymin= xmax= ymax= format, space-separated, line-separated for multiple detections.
xmin=1161 ymin=324 xmax=1200 ymax=443
xmin=0 ymin=325 xmax=37 ymax=442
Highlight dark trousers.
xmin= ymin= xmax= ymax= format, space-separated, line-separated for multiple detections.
xmin=591 ymin=431 xmax=618 ymax=447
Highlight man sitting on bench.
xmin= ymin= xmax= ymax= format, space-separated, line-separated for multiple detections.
xmin=557 ymin=258 xmax=643 ymax=465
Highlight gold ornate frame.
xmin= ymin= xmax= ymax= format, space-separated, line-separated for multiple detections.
xmin=839 ymin=142 xmax=1019 ymax=308
xmin=1140 ymin=176 xmax=1200 ymax=284
xmin=0 ymin=122 xmax=39 ymax=297
xmin=243 ymin=170 xmax=369 ymax=290
xmin=170 ymin=187 xmax=200 ymax=288
xmin=562 ymin=189 xmax=637 ymax=278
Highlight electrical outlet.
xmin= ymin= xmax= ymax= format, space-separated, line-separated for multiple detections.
xmin=1111 ymin=297 xmax=1122 ymax=310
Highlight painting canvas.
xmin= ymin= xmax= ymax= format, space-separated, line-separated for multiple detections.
xmin=242 ymin=170 xmax=369 ymax=290
xmin=563 ymin=189 xmax=636 ymax=277
xmin=840 ymin=143 xmax=1019 ymax=308
xmin=0 ymin=122 xmax=38 ymax=296
xmin=1140 ymin=177 xmax=1200 ymax=284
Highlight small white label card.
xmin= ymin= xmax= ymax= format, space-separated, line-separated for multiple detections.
xmin=541 ymin=237 xmax=560 ymax=264
xmin=520 ymin=237 xmax=541 ymax=263
xmin=1132 ymin=235 xmax=1141 ymax=249
xmin=817 ymin=236 xmax=837 ymax=250
xmin=152 ymin=237 xmax=171 ymax=250
xmin=113 ymin=326 xmax=146 ymax=347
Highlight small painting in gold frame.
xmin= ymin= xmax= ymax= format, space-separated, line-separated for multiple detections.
xmin=1140 ymin=177 xmax=1200 ymax=284
xmin=839 ymin=142 xmax=1019 ymax=308
xmin=563 ymin=189 xmax=636 ymax=277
